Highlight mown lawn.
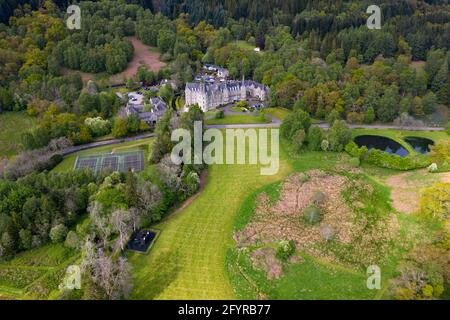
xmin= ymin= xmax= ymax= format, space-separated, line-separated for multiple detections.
xmin=263 ymin=107 xmax=292 ymax=121
xmin=129 ymin=129 xmax=292 ymax=299
xmin=0 ymin=112 xmax=38 ymax=158
xmin=52 ymin=137 xmax=154 ymax=173
xmin=206 ymin=114 xmax=270 ymax=125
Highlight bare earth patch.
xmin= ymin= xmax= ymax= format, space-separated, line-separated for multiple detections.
xmin=249 ymin=248 xmax=283 ymax=280
xmin=235 ymin=171 xmax=354 ymax=252
xmin=386 ymin=170 xmax=450 ymax=213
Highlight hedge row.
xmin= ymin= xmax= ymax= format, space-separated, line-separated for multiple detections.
xmin=345 ymin=142 xmax=431 ymax=171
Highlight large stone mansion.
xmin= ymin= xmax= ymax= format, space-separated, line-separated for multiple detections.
xmin=185 ymin=79 xmax=269 ymax=112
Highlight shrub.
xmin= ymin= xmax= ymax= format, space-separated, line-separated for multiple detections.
xmin=419 ymin=182 xmax=450 ymax=221
xmin=429 ymin=140 xmax=449 ymax=166
xmin=49 ymin=224 xmax=68 ymax=243
xmin=327 ymin=120 xmax=352 ymax=152
xmin=320 ymin=139 xmax=329 ymax=151
xmin=307 ymin=126 xmax=324 ymax=151
xmin=345 ymin=141 xmax=367 ymax=159
xmin=312 ymin=191 xmax=326 ymax=205
xmin=112 ymin=117 xmax=128 ymax=138
xmin=320 ymin=225 xmax=335 ymax=241
xmin=276 ymin=240 xmax=296 ymax=261
xmin=392 ymin=244 xmax=448 ymax=300
xmin=85 ymin=117 xmax=111 ymax=137
xmin=364 ymin=149 xmax=430 ymax=170
xmin=215 ymin=110 xmax=225 ymax=119
xmin=363 ymin=107 xmax=376 ymax=124
xmin=349 ymin=157 xmax=360 ymax=167
xmin=303 ymin=205 xmax=323 ymax=225
xmin=345 ymin=141 xmax=430 ymax=170
xmin=4 ymin=137 xmax=71 ymax=180
xmin=280 ymin=109 xmax=311 ymax=140
xmin=427 ymin=163 xmax=438 ymax=172
xmin=326 ymin=109 xmax=340 ymax=126
xmin=346 ymin=112 xmax=364 ymax=124
xmin=235 ymin=100 xmax=248 ymax=109
xmin=292 ymin=129 xmax=306 ymax=153
xmin=64 ymin=231 xmax=80 ymax=250
xmin=40 ymin=154 xmax=63 ymax=171
xmin=298 ymin=172 xmax=309 ymax=183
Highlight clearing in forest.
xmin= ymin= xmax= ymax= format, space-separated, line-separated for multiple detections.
xmin=109 ymin=37 xmax=166 ymax=84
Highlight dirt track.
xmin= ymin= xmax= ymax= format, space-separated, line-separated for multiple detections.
xmin=386 ymin=170 xmax=450 ymax=213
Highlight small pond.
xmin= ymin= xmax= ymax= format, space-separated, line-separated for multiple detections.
xmin=354 ymin=135 xmax=409 ymax=157
xmin=404 ymin=136 xmax=434 ymax=154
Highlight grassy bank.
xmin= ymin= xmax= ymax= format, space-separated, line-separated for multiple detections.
xmin=206 ymin=114 xmax=271 ymax=125
xmin=0 ymin=112 xmax=38 ymax=158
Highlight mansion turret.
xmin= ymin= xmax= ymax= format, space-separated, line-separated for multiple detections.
xmin=185 ymin=79 xmax=269 ymax=112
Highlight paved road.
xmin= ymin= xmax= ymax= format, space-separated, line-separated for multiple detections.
xmin=59 ymin=119 xmax=445 ymax=156
xmin=209 ymin=107 xmax=444 ymax=131
xmin=61 ymin=133 xmax=156 ymax=156
xmin=207 ymin=122 xmax=445 ymax=131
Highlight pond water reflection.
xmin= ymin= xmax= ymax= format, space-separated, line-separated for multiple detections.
xmin=354 ymin=135 xmax=409 ymax=157
xmin=404 ymin=137 xmax=434 ymax=154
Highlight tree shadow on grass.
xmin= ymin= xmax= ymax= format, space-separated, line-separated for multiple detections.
xmin=131 ymin=249 xmax=181 ymax=300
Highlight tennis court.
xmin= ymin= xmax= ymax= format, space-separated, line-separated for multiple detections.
xmin=74 ymin=150 xmax=145 ymax=174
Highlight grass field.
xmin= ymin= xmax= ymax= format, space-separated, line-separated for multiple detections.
xmin=234 ymin=40 xmax=257 ymax=51
xmin=127 ymin=142 xmax=359 ymax=300
xmin=128 ymin=129 xmax=292 ymax=299
xmin=1 ymin=126 xmax=445 ymax=300
xmin=262 ymin=107 xmax=323 ymax=123
xmin=0 ymin=112 xmax=38 ymax=158
xmin=206 ymin=114 xmax=270 ymax=125
xmin=226 ymin=151 xmax=382 ymax=300
xmin=52 ymin=137 xmax=154 ymax=173
xmin=263 ymin=107 xmax=292 ymax=121
xmin=0 ymin=243 xmax=78 ymax=299
xmin=226 ymin=150 xmax=433 ymax=300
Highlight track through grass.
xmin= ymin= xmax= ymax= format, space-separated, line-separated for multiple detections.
xmin=129 ymin=131 xmax=291 ymax=299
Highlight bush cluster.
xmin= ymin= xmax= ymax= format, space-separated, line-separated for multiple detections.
xmin=345 ymin=141 xmax=431 ymax=171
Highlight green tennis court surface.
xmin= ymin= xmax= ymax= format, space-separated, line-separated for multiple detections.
xmin=74 ymin=150 xmax=145 ymax=174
